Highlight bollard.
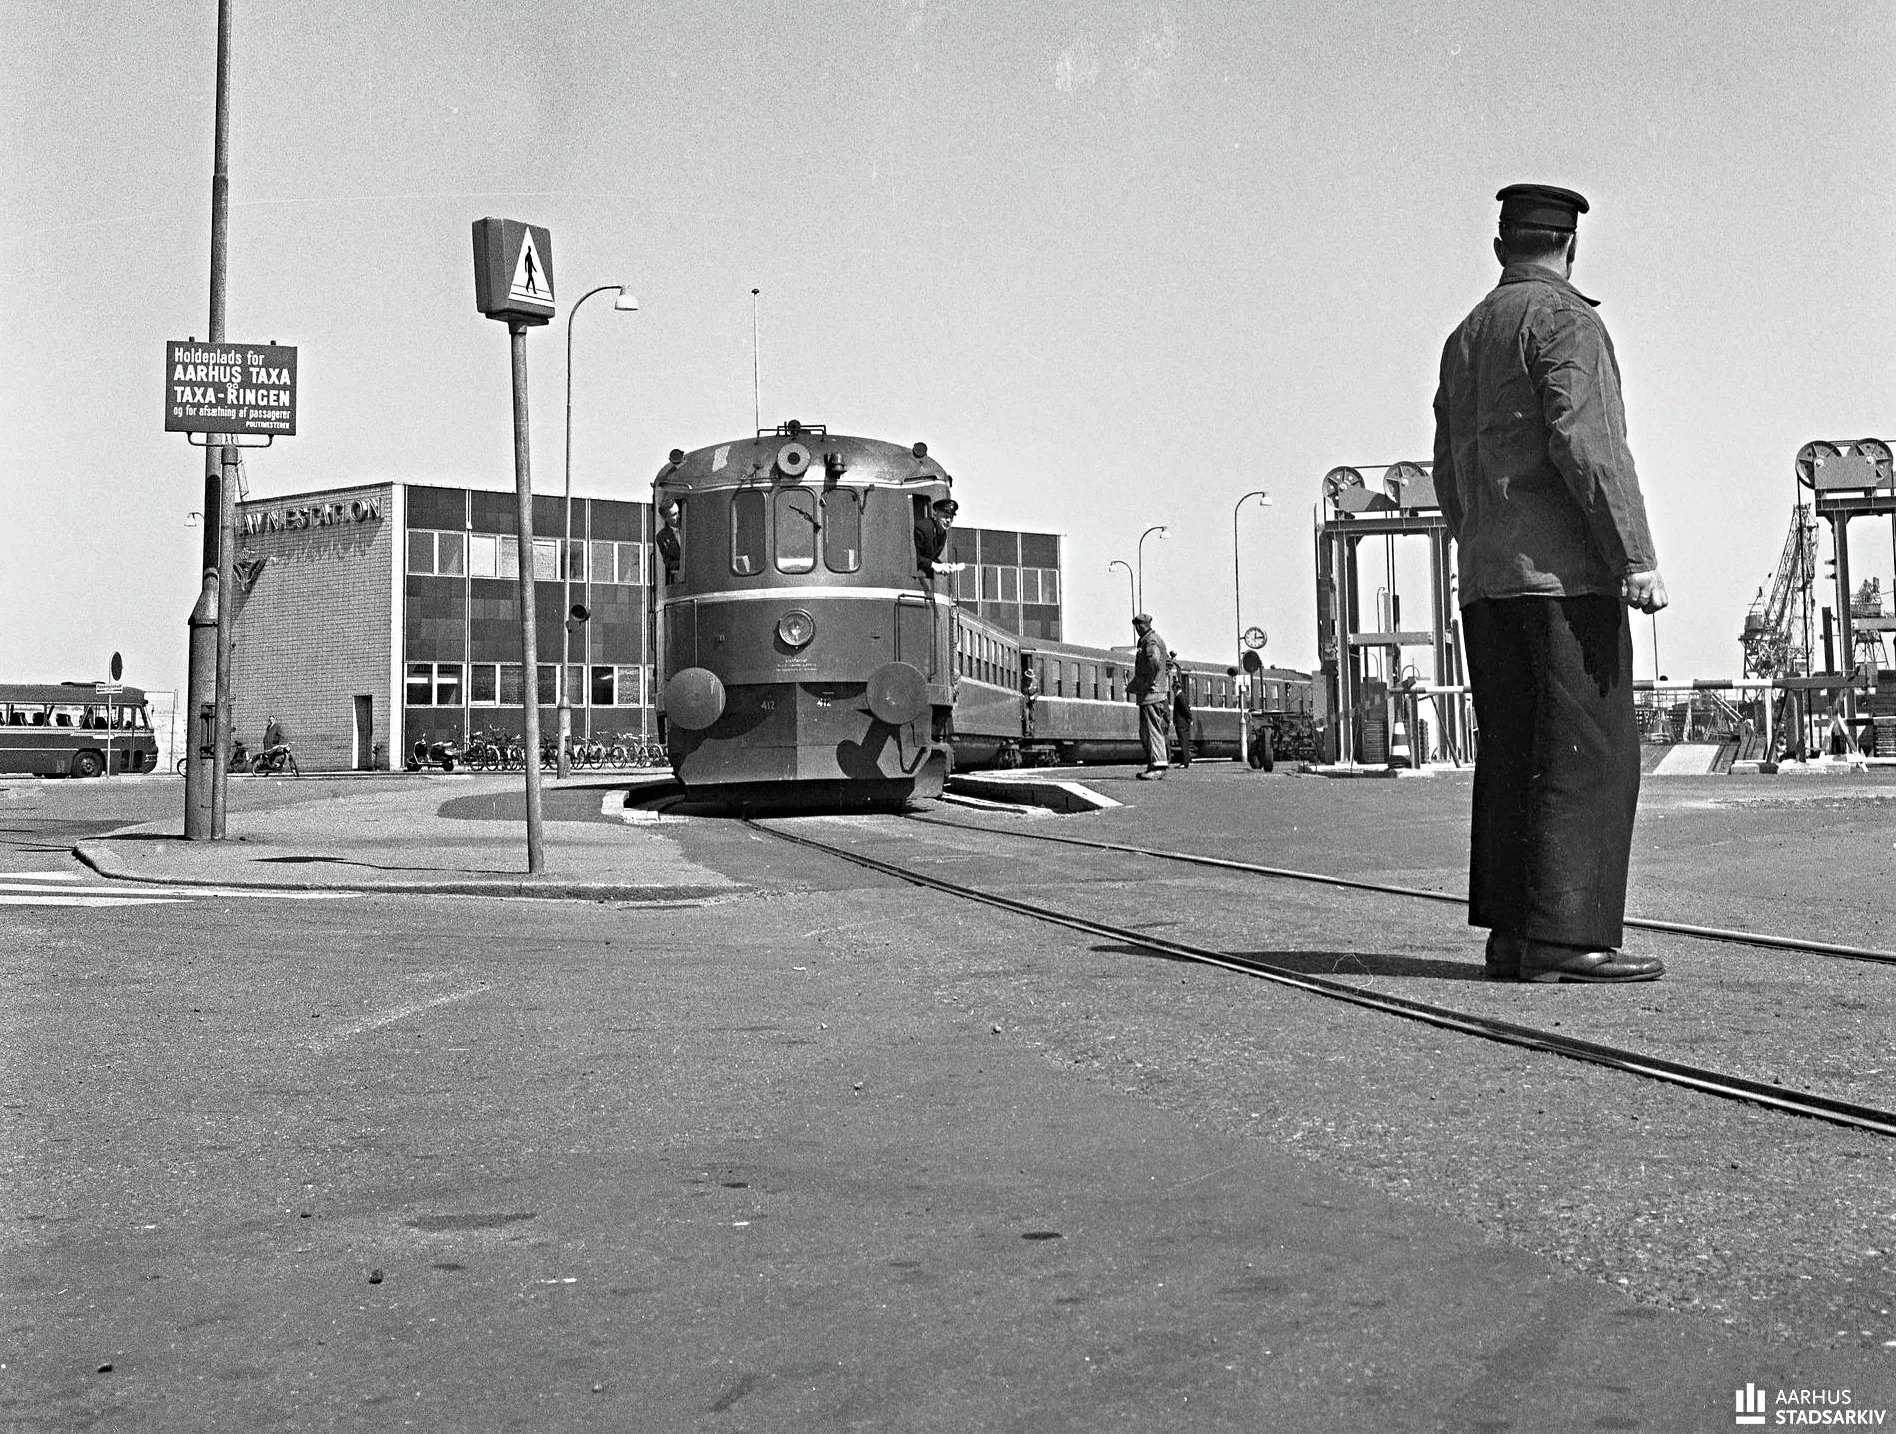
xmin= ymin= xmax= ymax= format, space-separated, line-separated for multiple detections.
xmin=184 ymin=572 xmax=219 ymax=839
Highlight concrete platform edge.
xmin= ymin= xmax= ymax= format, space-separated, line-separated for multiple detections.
xmin=70 ymin=838 xmax=731 ymax=903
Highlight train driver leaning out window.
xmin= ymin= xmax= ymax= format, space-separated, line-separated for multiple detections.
xmin=655 ymin=499 xmax=683 ymax=581
xmin=914 ymin=496 xmax=958 ymax=574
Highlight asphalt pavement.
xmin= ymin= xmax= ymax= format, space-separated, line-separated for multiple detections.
xmin=4 ymin=765 xmax=1894 ymax=1433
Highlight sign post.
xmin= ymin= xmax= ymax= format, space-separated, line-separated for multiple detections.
xmin=165 ymin=341 xmax=298 ymax=836
xmin=472 ymin=217 xmax=557 ymax=874
xmin=98 ymin=652 xmax=123 ymax=777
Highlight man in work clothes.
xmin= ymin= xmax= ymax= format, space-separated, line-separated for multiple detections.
xmin=1168 ymin=651 xmax=1195 ymax=767
xmin=1432 ymin=183 xmax=1670 ymax=984
xmin=1128 ymin=614 xmax=1172 ymax=779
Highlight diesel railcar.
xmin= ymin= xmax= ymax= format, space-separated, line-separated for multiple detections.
xmin=653 ymin=424 xmax=1313 ymax=804
xmin=655 ymin=423 xmax=958 ymax=805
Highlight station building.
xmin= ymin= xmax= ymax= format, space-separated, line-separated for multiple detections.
xmin=228 ymin=480 xmax=1063 ymax=770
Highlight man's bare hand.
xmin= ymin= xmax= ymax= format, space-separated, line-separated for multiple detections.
xmin=1622 ymin=570 xmax=1669 ymax=614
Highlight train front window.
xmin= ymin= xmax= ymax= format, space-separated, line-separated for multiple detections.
xmin=822 ymin=490 xmax=860 ymax=573
xmin=731 ymin=491 xmax=766 ymax=575
xmin=775 ymin=489 xmax=818 ymax=574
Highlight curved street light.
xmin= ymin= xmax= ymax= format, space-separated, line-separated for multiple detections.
xmin=558 ymin=284 xmax=639 ymax=779
xmin=1107 ymin=560 xmax=1135 ymax=625
xmin=1232 ymin=490 xmax=1271 ymax=766
xmin=1136 ymin=525 xmax=1168 ymax=614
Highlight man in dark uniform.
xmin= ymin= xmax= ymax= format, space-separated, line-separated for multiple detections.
xmin=1127 ymin=614 xmax=1171 ymax=779
xmin=1168 ymin=651 xmax=1194 ymax=767
xmin=914 ymin=497 xmax=957 ymax=573
xmin=655 ymin=500 xmax=683 ymax=580
xmin=1433 ymin=183 xmax=1669 ymax=984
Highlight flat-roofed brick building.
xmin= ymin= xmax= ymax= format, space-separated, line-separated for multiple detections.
xmin=229 ymin=482 xmax=1062 ymax=770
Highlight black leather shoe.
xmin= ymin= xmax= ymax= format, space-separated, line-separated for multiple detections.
xmin=1519 ymin=941 xmax=1665 ymax=983
xmin=1483 ymin=931 xmax=1522 ymax=981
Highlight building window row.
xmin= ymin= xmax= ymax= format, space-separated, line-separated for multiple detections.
xmin=951 ymin=565 xmax=1059 ymax=605
xmin=407 ymin=529 xmax=647 ymax=585
xmin=406 ymin=662 xmax=652 ymax=708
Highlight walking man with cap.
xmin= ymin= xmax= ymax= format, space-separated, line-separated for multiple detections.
xmin=1128 ymin=614 xmax=1172 ymax=779
xmin=1433 ymin=183 xmax=1669 ymax=984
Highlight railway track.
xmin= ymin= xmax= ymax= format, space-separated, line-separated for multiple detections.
xmin=910 ymin=811 xmax=1896 ymax=969
xmin=748 ymin=813 xmax=1896 ymax=1142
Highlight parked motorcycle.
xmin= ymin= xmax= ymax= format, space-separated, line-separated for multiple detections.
xmin=406 ymin=736 xmax=461 ymax=772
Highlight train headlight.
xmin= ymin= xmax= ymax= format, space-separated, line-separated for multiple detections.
xmin=776 ymin=609 xmax=816 ymax=648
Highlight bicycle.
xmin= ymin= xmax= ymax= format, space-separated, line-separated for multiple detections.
xmin=464 ymin=730 xmax=505 ymax=771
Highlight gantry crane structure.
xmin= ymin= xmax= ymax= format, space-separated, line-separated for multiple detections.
xmin=1739 ymin=504 xmax=1816 ymax=679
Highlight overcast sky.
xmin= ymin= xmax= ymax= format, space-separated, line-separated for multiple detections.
xmin=3 ymin=0 xmax=1891 ymax=696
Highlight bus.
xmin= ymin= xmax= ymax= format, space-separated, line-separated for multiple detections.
xmin=0 ymin=683 xmax=159 ymax=776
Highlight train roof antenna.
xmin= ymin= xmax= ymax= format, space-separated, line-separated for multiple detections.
xmin=751 ymin=288 xmax=761 ymax=435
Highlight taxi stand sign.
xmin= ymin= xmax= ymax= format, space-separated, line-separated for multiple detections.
xmin=472 ymin=217 xmax=556 ymax=325
xmin=164 ymin=340 xmax=297 ymax=439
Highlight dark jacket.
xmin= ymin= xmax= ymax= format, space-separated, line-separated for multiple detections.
xmin=1433 ymin=264 xmax=1658 ymax=605
xmin=914 ymin=512 xmax=949 ymax=568
xmin=1169 ymin=662 xmax=1193 ymax=724
xmin=1128 ymin=629 xmax=1171 ymax=705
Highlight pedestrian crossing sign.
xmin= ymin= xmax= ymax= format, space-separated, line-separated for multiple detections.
xmin=471 ymin=217 xmax=556 ymax=325
xmin=509 ymin=228 xmax=552 ymax=307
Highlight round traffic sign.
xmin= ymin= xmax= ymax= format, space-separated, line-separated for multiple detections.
xmin=110 ymin=651 xmax=123 ymax=681
xmin=1242 ymin=626 xmax=1268 ymax=650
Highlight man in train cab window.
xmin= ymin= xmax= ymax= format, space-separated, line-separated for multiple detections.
xmin=1168 ymin=651 xmax=1195 ymax=767
xmin=655 ymin=500 xmax=683 ymax=580
xmin=1127 ymin=614 xmax=1172 ymax=779
xmin=914 ymin=496 xmax=957 ymax=574
xmin=1433 ymin=183 xmax=1669 ymax=984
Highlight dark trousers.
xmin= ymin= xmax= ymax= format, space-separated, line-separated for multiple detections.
xmin=1139 ymin=701 xmax=1170 ymax=768
xmin=1173 ymin=710 xmax=1193 ymax=763
xmin=1462 ymin=596 xmax=1639 ymax=950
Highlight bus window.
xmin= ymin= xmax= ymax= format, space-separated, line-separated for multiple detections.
xmin=731 ymin=491 xmax=765 ymax=576
xmin=776 ymin=489 xmax=818 ymax=574
xmin=822 ymin=489 xmax=860 ymax=573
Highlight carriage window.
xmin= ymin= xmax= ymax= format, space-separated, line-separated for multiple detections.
xmin=731 ymin=491 xmax=766 ymax=575
xmin=776 ymin=489 xmax=818 ymax=574
xmin=821 ymin=490 xmax=860 ymax=572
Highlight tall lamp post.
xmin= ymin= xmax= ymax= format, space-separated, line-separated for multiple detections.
xmin=1108 ymin=560 xmax=1135 ymax=625
xmin=558 ymin=283 xmax=639 ymax=779
xmin=1232 ymin=490 xmax=1271 ymax=766
xmin=1136 ymin=525 xmax=1168 ymax=614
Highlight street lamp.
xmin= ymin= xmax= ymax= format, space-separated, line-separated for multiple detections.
xmin=1136 ymin=525 xmax=1168 ymax=614
xmin=1232 ymin=490 xmax=1270 ymax=766
xmin=558 ymin=283 xmax=639 ymax=779
xmin=1108 ymin=560 xmax=1135 ymax=625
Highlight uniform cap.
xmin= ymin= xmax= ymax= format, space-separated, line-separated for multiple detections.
xmin=1132 ymin=613 xmax=1153 ymax=628
xmin=1496 ymin=183 xmax=1589 ymax=232
xmin=932 ymin=497 xmax=959 ymax=514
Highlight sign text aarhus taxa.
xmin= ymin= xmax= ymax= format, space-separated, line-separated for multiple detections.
xmin=164 ymin=340 xmax=298 ymax=437
xmin=243 ymin=498 xmax=382 ymax=534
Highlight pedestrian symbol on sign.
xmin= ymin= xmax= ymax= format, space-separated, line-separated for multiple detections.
xmin=510 ymin=228 xmax=552 ymax=307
